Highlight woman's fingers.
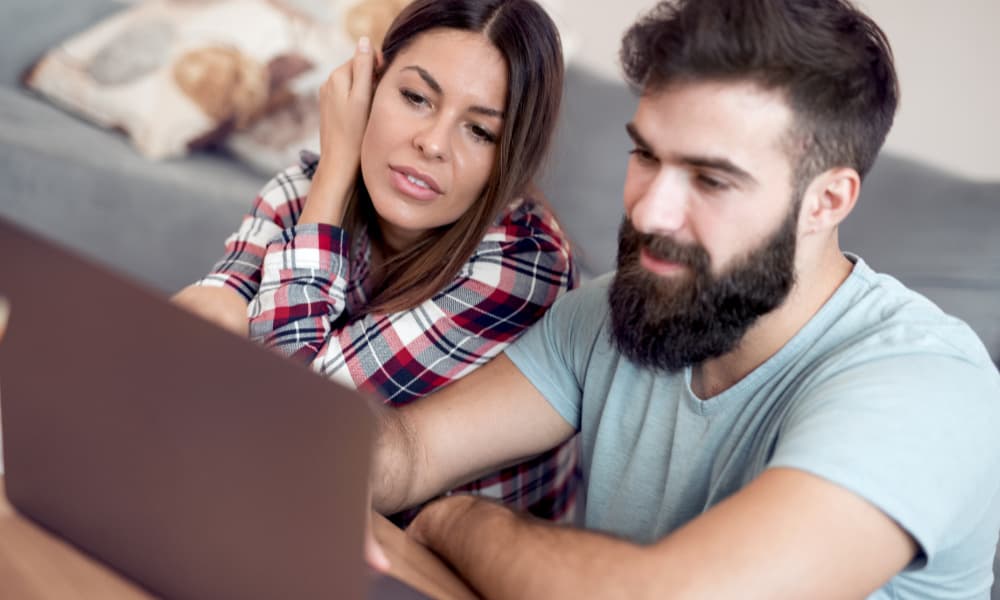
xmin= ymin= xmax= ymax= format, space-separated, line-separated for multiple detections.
xmin=350 ymin=36 xmax=376 ymax=107
xmin=325 ymin=61 xmax=352 ymax=102
xmin=321 ymin=37 xmax=375 ymax=107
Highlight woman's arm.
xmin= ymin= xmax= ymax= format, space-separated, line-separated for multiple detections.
xmin=173 ymin=36 xmax=376 ymax=334
xmin=171 ymin=284 xmax=249 ymax=337
xmin=170 ymin=162 xmax=312 ymax=332
xmin=248 ymin=199 xmax=575 ymax=404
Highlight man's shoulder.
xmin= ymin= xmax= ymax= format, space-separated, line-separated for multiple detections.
xmin=549 ymin=273 xmax=615 ymax=320
xmin=508 ymin=273 xmax=615 ymax=362
xmin=821 ymin=256 xmax=996 ymax=372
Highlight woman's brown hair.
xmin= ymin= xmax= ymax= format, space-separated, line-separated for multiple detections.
xmin=342 ymin=0 xmax=564 ymax=315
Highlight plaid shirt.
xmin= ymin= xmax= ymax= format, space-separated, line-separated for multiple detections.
xmin=197 ymin=156 xmax=580 ymax=522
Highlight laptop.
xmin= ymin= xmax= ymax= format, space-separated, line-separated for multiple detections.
xmin=0 ymin=216 xmax=450 ymax=599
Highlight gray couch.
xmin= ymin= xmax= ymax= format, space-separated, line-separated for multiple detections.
xmin=2 ymin=0 xmax=999 ymax=595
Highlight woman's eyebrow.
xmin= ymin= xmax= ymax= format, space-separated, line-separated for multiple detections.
xmin=401 ymin=65 xmax=505 ymax=119
xmin=402 ymin=65 xmax=442 ymax=94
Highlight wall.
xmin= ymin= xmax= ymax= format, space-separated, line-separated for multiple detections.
xmin=550 ymin=0 xmax=1000 ymax=181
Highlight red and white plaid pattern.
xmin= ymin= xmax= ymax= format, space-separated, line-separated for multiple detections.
xmin=197 ymin=156 xmax=580 ymax=522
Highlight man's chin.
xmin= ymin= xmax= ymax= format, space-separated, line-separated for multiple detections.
xmin=608 ymin=266 xmax=760 ymax=373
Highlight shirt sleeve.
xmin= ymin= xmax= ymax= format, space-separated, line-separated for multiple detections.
xmin=768 ymin=352 xmax=1000 ymax=565
xmin=504 ymin=275 xmax=615 ymax=430
xmin=248 ymin=200 xmax=577 ymax=405
xmin=194 ymin=159 xmax=315 ymax=301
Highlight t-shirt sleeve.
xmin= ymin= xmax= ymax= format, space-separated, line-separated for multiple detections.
xmin=504 ymin=276 xmax=613 ymax=430
xmin=768 ymin=353 xmax=1000 ymax=564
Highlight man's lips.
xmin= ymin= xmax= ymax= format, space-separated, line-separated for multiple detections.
xmin=639 ymin=247 xmax=687 ymax=276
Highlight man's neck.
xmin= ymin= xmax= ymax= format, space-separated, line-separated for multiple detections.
xmin=690 ymin=248 xmax=854 ymax=399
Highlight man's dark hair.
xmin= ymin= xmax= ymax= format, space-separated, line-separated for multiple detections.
xmin=620 ymin=0 xmax=899 ymax=192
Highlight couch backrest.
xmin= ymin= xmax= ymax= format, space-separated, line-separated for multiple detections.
xmin=2 ymin=0 xmax=121 ymax=86
xmin=843 ymin=155 xmax=1000 ymax=365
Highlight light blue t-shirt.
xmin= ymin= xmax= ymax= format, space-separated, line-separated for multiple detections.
xmin=505 ymin=256 xmax=1000 ymax=599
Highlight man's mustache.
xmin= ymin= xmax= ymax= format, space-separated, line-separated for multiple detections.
xmin=620 ymin=219 xmax=710 ymax=271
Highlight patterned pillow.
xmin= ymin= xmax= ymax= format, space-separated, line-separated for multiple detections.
xmin=226 ymin=0 xmax=413 ymax=173
xmin=22 ymin=0 xmax=357 ymax=160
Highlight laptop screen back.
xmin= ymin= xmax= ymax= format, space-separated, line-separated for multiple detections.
xmin=0 ymin=216 xmax=375 ymax=600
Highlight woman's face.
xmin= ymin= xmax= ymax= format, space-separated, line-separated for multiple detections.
xmin=360 ymin=28 xmax=508 ymax=251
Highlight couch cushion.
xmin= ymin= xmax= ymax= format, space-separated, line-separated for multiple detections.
xmin=0 ymin=86 xmax=263 ymax=295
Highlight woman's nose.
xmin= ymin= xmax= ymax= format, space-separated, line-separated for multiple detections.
xmin=413 ymin=119 xmax=449 ymax=161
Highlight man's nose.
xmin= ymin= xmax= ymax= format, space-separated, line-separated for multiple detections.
xmin=629 ymin=169 xmax=690 ymax=235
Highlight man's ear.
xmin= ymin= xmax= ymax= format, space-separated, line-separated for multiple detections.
xmin=799 ymin=167 xmax=861 ymax=234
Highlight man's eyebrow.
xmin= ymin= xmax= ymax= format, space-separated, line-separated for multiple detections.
xmin=683 ymin=156 xmax=756 ymax=185
xmin=625 ymin=122 xmax=756 ymax=185
xmin=625 ymin=122 xmax=650 ymax=148
xmin=401 ymin=65 xmax=505 ymax=119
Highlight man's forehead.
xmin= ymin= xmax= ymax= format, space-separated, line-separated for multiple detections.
xmin=631 ymin=80 xmax=794 ymax=152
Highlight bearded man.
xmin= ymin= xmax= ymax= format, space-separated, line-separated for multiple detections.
xmin=365 ymin=1 xmax=1000 ymax=598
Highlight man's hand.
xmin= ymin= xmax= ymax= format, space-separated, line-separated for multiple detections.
xmin=171 ymin=285 xmax=249 ymax=336
xmin=405 ymin=495 xmax=482 ymax=551
xmin=366 ymin=509 xmax=391 ymax=571
xmin=0 ymin=296 xmax=9 ymax=342
xmin=299 ymin=36 xmax=379 ymax=226
xmin=365 ymin=482 xmax=391 ymax=572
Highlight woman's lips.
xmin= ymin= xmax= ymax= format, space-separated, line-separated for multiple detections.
xmin=389 ymin=165 xmax=442 ymax=202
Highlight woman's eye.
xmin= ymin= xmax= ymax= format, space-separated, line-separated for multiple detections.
xmin=401 ymin=89 xmax=428 ymax=107
xmin=469 ymin=124 xmax=497 ymax=144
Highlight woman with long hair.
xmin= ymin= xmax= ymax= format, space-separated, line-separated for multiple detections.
xmin=174 ymin=0 xmax=578 ymax=523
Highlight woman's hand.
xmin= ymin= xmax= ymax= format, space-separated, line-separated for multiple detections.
xmin=300 ymin=36 xmax=378 ymax=226
xmin=172 ymin=285 xmax=249 ymax=337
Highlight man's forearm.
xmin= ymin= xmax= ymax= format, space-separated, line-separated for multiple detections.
xmin=409 ymin=495 xmax=649 ymax=600
xmin=370 ymin=401 xmax=423 ymax=514
xmin=368 ymin=354 xmax=578 ymax=518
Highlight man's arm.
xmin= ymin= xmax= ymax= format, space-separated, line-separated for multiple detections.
xmin=370 ymin=353 xmax=576 ymax=515
xmin=408 ymin=468 xmax=917 ymax=600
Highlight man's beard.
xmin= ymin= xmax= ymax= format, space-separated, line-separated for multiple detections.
xmin=608 ymin=205 xmax=798 ymax=372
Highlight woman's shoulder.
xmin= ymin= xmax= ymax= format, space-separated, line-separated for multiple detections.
xmin=475 ymin=192 xmax=577 ymax=286
xmin=487 ymin=192 xmax=571 ymax=249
